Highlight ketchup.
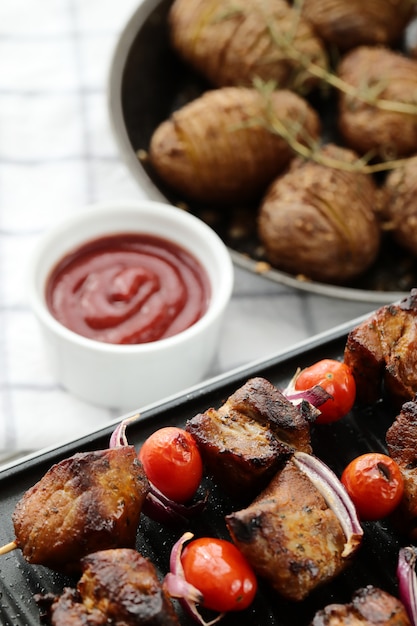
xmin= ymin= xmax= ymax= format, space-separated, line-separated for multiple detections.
xmin=45 ymin=233 xmax=211 ymax=344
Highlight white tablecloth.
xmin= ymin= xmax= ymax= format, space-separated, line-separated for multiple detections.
xmin=0 ymin=0 xmax=380 ymax=465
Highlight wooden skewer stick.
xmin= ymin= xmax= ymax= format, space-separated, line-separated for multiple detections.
xmin=0 ymin=540 xmax=18 ymax=555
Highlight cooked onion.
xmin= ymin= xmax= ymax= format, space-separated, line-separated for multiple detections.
xmin=109 ymin=414 xmax=140 ymax=448
xmin=142 ymin=482 xmax=208 ymax=526
xmin=164 ymin=532 xmax=224 ymax=626
xmin=398 ymin=546 xmax=417 ymax=626
xmin=283 ymin=369 xmax=332 ymax=412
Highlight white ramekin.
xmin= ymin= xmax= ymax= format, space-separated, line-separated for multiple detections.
xmin=29 ymin=201 xmax=234 ymax=410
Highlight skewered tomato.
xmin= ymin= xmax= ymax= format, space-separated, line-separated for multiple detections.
xmin=294 ymin=358 xmax=356 ymax=423
xmin=139 ymin=427 xmax=203 ymax=503
xmin=181 ymin=537 xmax=257 ymax=613
xmin=341 ymin=453 xmax=404 ymax=521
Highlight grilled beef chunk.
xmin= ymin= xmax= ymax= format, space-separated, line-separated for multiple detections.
xmin=344 ymin=289 xmax=417 ymax=407
xmin=310 ymin=585 xmax=411 ymax=625
xmin=13 ymin=446 xmax=149 ymax=572
xmin=37 ymin=548 xmax=179 ymax=625
xmin=186 ymin=377 xmax=314 ymax=498
xmin=225 ymin=458 xmax=351 ymax=601
xmin=386 ymin=397 xmax=417 ymax=539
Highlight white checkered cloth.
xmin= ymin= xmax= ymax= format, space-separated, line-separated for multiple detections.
xmin=0 ymin=0 xmax=153 ymax=460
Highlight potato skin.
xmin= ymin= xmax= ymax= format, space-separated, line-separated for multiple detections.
xmin=301 ymin=0 xmax=415 ymax=51
xmin=381 ymin=155 xmax=417 ymax=255
xmin=257 ymin=144 xmax=381 ymax=284
xmin=169 ymin=0 xmax=328 ymax=94
xmin=149 ymin=87 xmax=321 ymax=205
xmin=337 ymin=46 xmax=417 ymax=159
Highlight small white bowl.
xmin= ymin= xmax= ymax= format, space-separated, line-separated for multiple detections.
xmin=29 ymin=201 xmax=234 ymax=410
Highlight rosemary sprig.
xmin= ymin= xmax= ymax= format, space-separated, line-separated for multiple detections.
xmin=220 ymin=0 xmax=417 ymax=116
xmin=252 ymin=77 xmax=414 ymax=174
xmin=202 ymin=1 xmax=417 ymax=173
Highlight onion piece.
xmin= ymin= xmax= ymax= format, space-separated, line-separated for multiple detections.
xmin=398 ymin=546 xmax=417 ymax=626
xmin=293 ymin=450 xmax=363 ymax=558
xmin=142 ymin=482 xmax=208 ymax=526
xmin=164 ymin=532 xmax=224 ymax=626
xmin=285 ymin=385 xmax=332 ymax=407
xmin=109 ymin=414 xmax=140 ymax=448
xmin=283 ymin=368 xmax=332 ymax=409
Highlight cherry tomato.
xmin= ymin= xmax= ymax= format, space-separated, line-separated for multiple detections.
xmin=181 ymin=537 xmax=257 ymax=613
xmin=341 ymin=453 xmax=404 ymax=521
xmin=294 ymin=358 xmax=356 ymax=424
xmin=139 ymin=427 xmax=203 ymax=503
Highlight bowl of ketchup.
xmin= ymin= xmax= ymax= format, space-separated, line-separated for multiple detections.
xmin=29 ymin=201 xmax=234 ymax=410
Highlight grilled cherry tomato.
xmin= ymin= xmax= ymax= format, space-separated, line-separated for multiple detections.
xmin=181 ymin=537 xmax=257 ymax=613
xmin=139 ymin=427 xmax=203 ymax=503
xmin=294 ymin=358 xmax=356 ymax=424
xmin=341 ymin=453 xmax=404 ymax=521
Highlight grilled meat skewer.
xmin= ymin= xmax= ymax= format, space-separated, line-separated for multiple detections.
xmin=386 ymin=396 xmax=417 ymax=540
xmin=226 ymin=456 xmax=359 ymax=601
xmin=310 ymin=585 xmax=411 ymax=625
xmin=186 ymin=376 xmax=315 ymax=498
xmin=36 ymin=548 xmax=180 ymax=625
xmin=344 ymin=289 xmax=417 ymax=408
xmin=12 ymin=446 xmax=149 ymax=572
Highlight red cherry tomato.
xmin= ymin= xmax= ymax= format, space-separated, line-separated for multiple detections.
xmin=139 ymin=427 xmax=203 ymax=503
xmin=294 ymin=358 xmax=356 ymax=424
xmin=181 ymin=537 xmax=257 ymax=613
xmin=341 ymin=453 xmax=404 ymax=521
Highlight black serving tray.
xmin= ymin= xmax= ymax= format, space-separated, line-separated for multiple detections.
xmin=0 ymin=315 xmax=406 ymax=625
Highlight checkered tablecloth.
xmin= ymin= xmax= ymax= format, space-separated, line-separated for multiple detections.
xmin=0 ymin=0 xmax=152 ymax=460
xmin=0 ymin=0 xmax=380 ymax=465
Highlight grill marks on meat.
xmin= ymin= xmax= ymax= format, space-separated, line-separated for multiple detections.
xmin=344 ymin=289 xmax=417 ymax=407
xmin=225 ymin=458 xmax=349 ymax=601
xmin=224 ymin=377 xmax=314 ymax=452
xmin=186 ymin=377 xmax=314 ymax=498
xmin=310 ymin=585 xmax=411 ymax=625
xmin=188 ymin=407 xmax=289 ymax=498
xmin=386 ymin=397 xmax=417 ymax=539
xmin=13 ymin=446 xmax=149 ymax=572
xmin=37 ymin=548 xmax=179 ymax=626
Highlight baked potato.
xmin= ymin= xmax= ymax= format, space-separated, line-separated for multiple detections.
xmin=337 ymin=46 xmax=417 ymax=159
xmin=301 ymin=0 xmax=415 ymax=51
xmin=169 ymin=0 xmax=328 ymax=94
xmin=148 ymin=86 xmax=321 ymax=206
xmin=380 ymin=155 xmax=417 ymax=256
xmin=257 ymin=144 xmax=381 ymax=284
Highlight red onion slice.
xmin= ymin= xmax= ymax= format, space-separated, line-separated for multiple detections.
xmin=282 ymin=368 xmax=333 ymax=417
xmin=398 ymin=546 xmax=417 ymax=626
xmin=283 ymin=369 xmax=332 ymax=409
xmin=285 ymin=385 xmax=332 ymax=407
xmin=164 ymin=532 xmax=224 ymax=626
xmin=109 ymin=414 xmax=140 ymax=448
xmin=143 ymin=482 xmax=208 ymax=526
xmin=293 ymin=451 xmax=363 ymax=557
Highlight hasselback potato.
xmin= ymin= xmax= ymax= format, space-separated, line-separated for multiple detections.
xmin=148 ymin=86 xmax=321 ymax=206
xmin=301 ymin=0 xmax=415 ymax=51
xmin=257 ymin=144 xmax=381 ymax=284
xmin=169 ymin=0 xmax=328 ymax=94
xmin=337 ymin=46 xmax=417 ymax=159
xmin=380 ymin=155 xmax=417 ymax=256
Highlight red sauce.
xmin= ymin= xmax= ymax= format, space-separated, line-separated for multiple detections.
xmin=46 ymin=233 xmax=211 ymax=344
